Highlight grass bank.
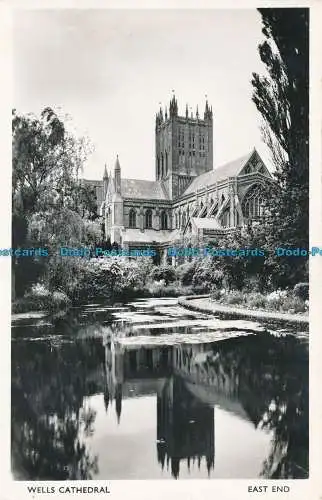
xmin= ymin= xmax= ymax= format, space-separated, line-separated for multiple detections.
xmin=179 ymin=295 xmax=308 ymax=325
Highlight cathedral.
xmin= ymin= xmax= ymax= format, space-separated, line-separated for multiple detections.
xmin=84 ymin=95 xmax=272 ymax=262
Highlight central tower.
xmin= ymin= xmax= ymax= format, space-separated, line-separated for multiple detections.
xmin=155 ymin=95 xmax=213 ymax=199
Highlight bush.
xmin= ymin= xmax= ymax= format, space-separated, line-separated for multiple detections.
xmin=293 ymin=282 xmax=309 ymax=301
xmin=146 ymin=281 xmax=192 ymax=297
xmin=12 ymin=283 xmax=71 ymax=313
xmin=279 ymin=296 xmax=306 ymax=313
xmin=149 ymin=265 xmax=176 ymax=285
xmin=210 ymin=289 xmax=222 ymax=301
xmin=192 ymin=284 xmax=212 ymax=294
xmin=175 ymin=262 xmax=196 ymax=285
xmin=225 ymin=290 xmax=245 ymax=305
xmin=192 ymin=257 xmax=224 ymax=291
xmin=246 ymin=292 xmax=267 ymax=309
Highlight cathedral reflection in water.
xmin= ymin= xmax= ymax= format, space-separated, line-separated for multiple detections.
xmin=102 ymin=336 xmax=239 ymax=478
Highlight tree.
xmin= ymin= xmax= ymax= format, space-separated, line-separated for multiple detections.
xmin=251 ymin=8 xmax=309 ymax=285
xmin=12 ymin=108 xmax=91 ymax=214
xmin=12 ymin=108 xmax=94 ymax=297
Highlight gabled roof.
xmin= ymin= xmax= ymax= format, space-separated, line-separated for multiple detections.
xmin=191 ymin=217 xmax=223 ymax=230
xmin=122 ymin=229 xmax=172 ymax=243
xmin=121 ymin=179 xmax=169 ymax=200
xmin=181 ymin=150 xmax=257 ymax=197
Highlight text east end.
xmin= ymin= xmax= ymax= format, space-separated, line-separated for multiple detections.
xmin=248 ymin=485 xmax=291 ymax=493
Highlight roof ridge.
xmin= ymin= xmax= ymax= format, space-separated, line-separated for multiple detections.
xmin=214 ymin=150 xmax=253 ymax=171
xmin=122 ymin=178 xmax=157 ymax=183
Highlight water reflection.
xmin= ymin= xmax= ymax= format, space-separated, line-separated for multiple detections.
xmin=11 ymin=300 xmax=308 ymax=480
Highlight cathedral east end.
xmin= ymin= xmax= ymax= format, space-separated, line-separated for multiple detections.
xmin=84 ymin=96 xmax=272 ymax=262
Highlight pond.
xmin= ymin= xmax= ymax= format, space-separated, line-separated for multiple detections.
xmin=11 ymin=297 xmax=309 ymax=480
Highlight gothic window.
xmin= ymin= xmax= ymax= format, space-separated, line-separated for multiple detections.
xmin=129 ymin=209 xmax=137 ymax=228
xmin=242 ymin=184 xmax=266 ymax=220
xmin=145 ymin=209 xmax=152 ymax=229
xmin=161 ymin=153 xmax=164 ymax=178
xmin=157 ymin=156 xmax=160 ymax=179
xmin=222 ymin=209 xmax=229 ymax=227
xmin=175 ymin=213 xmax=178 ymax=229
xmin=182 ymin=212 xmax=186 ymax=228
xmin=160 ymin=210 xmax=168 ymax=230
xmin=165 ymin=152 xmax=168 ymax=175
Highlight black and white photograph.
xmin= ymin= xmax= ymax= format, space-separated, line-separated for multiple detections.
xmin=10 ymin=6 xmax=310 ymax=484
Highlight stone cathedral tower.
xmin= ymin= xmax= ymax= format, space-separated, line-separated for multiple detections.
xmin=155 ymin=95 xmax=213 ymax=199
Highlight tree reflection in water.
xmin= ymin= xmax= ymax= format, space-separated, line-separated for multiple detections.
xmin=11 ymin=313 xmax=308 ymax=480
xmin=11 ymin=338 xmax=105 ymax=479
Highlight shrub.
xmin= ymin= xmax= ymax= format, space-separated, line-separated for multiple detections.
xmin=192 ymin=284 xmax=212 ymax=294
xmin=12 ymin=284 xmax=71 ymax=313
xmin=225 ymin=290 xmax=245 ymax=305
xmin=175 ymin=262 xmax=196 ymax=285
xmin=279 ymin=296 xmax=306 ymax=314
xmin=210 ymin=289 xmax=222 ymax=301
xmin=145 ymin=281 xmax=193 ymax=297
xmin=293 ymin=282 xmax=309 ymax=301
xmin=246 ymin=292 xmax=267 ymax=309
xmin=149 ymin=265 xmax=176 ymax=285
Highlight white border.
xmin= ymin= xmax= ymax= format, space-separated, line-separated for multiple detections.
xmin=1 ymin=2 xmax=321 ymax=499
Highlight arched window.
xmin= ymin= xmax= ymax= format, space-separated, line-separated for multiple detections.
xmin=242 ymin=184 xmax=266 ymax=220
xmin=161 ymin=153 xmax=164 ymax=178
xmin=157 ymin=156 xmax=160 ymax=179
xmin=160 ymin=210 xmax=168 ymax=230
xmin=175 ymin=213 xmax=178 ymax=229
xmin=182 ymin=212 xmax=186 ymax=228
xmin=129 ymin=209 xmax=136 ymax=228
xmin=165 ymin=152 xmax=168 ymax=175
xmin=145 ymin=209 xmax=152 ymax=229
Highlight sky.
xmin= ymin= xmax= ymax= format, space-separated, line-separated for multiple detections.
xmin=13 ymin=8 xmax=271 ymax=181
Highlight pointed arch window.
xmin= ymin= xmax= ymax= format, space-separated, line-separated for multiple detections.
xmin=129 ymin=209 xmax=137 ymax=228
xmin=242 ymin=184 xmax=266 ymax=220
xmin=157 ymin=156 xmax=160 ymax=179
xmin=161 ymin=153 xmax=164 ymax=178
xmin=145 ymin=209 xmax=152 ymax=229
xmin=160 ymin=210 xmax=168 ymax=230
xmin=182 ymin=212 xmax=187 ymax=229
xmin=165 ymin=152 xmax=168 ymax=175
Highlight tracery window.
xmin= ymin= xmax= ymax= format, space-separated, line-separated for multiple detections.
xmin=242 ymin=184 xmax=266 ymax=220
xmin=129 ymin=209 xmax=137 ymax=228
xmin=145 ymin=209 xmax=152 ymax=229
xmin=161 ymin=153 xmax=164 ymax=178
xmin=160 ymin=210 xmax=168 ymax=230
